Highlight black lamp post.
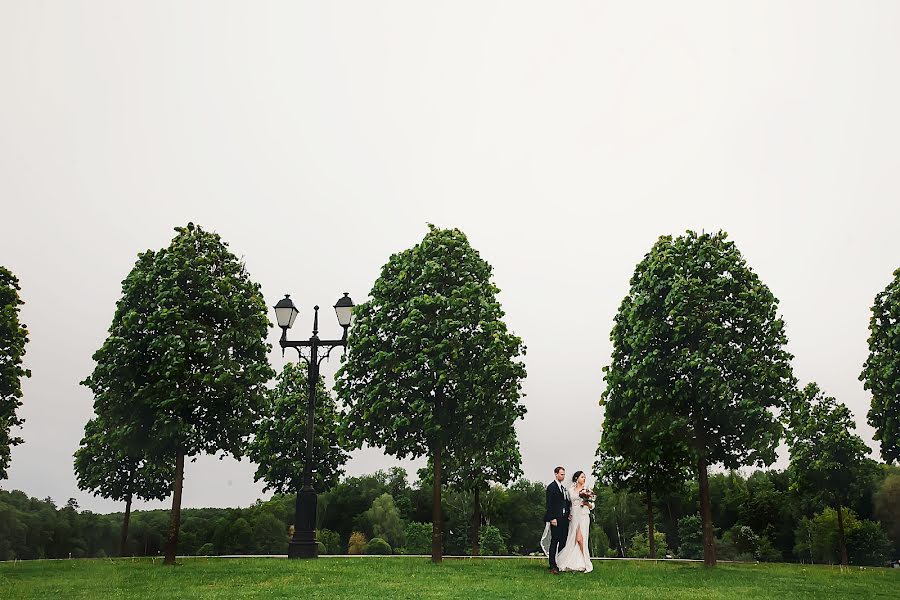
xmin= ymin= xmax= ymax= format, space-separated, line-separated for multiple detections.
xmin=274 ymin=292 xmax=354 ymax=559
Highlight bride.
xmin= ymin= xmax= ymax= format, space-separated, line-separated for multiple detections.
xmin=555 ymin=470 xmax=594 ymax=573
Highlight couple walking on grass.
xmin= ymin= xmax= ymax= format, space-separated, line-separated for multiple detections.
xmin=541 ymin=466 xmax=595 ymax=574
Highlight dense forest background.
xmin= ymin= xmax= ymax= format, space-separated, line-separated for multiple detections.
xmin=3 ymin=465 xmax=898 ymax=565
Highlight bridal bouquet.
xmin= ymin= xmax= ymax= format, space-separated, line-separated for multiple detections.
xmin=578 ymin=488 xmax=595 ymax=509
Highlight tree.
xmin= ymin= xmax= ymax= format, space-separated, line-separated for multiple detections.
xmin=677 ymin=514 xmax=703 ymax=559
xmin=73 ymin=416 xmax=172 ymax=556
xmin=82 ymin=223 xmax=274 ymax=565
xmin=337 ymin=225 xmax=527 ymax=563
xmin=874 ymin=472 xmax=900 ymax=554
xmin=602 ymin=231 xmax=795 ymax=566
xmin=248 ymin=362 xmax=349 ymax=495
xmin=0 ymin=266 xmax=30 ymax=480
xmin=404 ymin=522 xmax=432 ymax=554
xmin=594 ymin=446 xmax=690 ymax=558
xmin=786 ymin=382 xmax=877 ymax=566
xmin=252 ymin=513 xmax=288 ymax=554
xmin=419 ymin=428 xmax=523 ymax=556
xmin=628 ymin=530 xmax=668 ymax=558
xmin=478 ymin=525 xmax=507 ymax=556
xmin=861 ymin=266 xmax=900 ymax=464
xmin=363 ymin=493 xmax=405 ymax=549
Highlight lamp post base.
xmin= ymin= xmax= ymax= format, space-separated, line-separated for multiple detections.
xmin=288 ymin=486 xmax=318 ymax=559
xmin=288 ymin=540 xmax=319 ymax=559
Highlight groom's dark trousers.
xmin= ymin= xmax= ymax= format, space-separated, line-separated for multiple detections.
xmin=545 ymin=482 xmax=571 ymax=570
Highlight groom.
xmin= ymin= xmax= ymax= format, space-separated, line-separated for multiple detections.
xmin=545 ymin=466 xmax=571 ymax=574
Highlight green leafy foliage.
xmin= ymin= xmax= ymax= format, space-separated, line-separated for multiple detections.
xmin=794 ymin=507 xmax=891 ymax=566
xmin=602 ymin=230 xmax=795 ymax=566
xmin=74 ymin=417 xmax=173 ymax=506
xmin=1 ymin=466 xmax=896 ymax=564
xmin=861 ymin=266 xmax=900 ymax=464
xmin=364 ymin=493 xmax=406 ymax=549
xmin=478 ymin=525 xmax=507 ymax=556
xmin=419 ymin=428 xmax=524 ymax=555
xmin=594 ymin=447 xmax=690 ymax=558
xmin=316 ymin=529 xmax=341 ymax=555
xmin=589 ymin=524 xmax=610 ymax=558
xmin=337 ymin=225 xmax=526 ymax=561
xmin=248 ymin=363 xmax=349 ymax=494
xmin=0 ymin=266 xmax=30 ymax=480
xmin=873 ymin=472 xmax=900 ymax=554
xmin=677 ymin=515 xmax=704 ymax=559
xmin=786 ymin=383 xmax=878 ymax=565
xmin=628 ymin=531 xmax=668 ymax=558
xmin=73 ymin=415 xmax=173 ymax=554
xmin=81 ymin=223 xmax=274 ymax=563
xmin=786 ymin=383 xmax=876 ymax=507
xmin=404 ymin=522 xmax=432 ymax=554
xmin=365 ymin=537 xmax=392 ymax=555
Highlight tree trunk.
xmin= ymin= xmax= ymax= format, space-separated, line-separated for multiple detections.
xmin=614 ymin=501 xmax=624 ymax=557
xmin=470 ymin=486 xmax=481 ymax=556
xmin=120 ymin=492 xmax=133 ymax=557
xmin=697 ymin=454 xmax=716 ymax=567
xmin=163 ymin=452 xmax=185 ymax=565
xmin=836 ymin=502 xmax=849 ymax=566
xmin=646 ymin=485 xmax=656 ymax=559
xmin=431 ymin=442 xmax=443 ymax=563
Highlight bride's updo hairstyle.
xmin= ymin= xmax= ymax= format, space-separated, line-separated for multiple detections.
xmin=571 ymin=470 xmax=584 ymax=484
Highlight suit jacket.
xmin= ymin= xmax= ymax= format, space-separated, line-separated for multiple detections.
xmin=544 ymin=481 xmax=572 ymax=523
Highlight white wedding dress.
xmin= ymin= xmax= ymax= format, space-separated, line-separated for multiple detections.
xmin=554 ymin=485 xmax=593 ymax=573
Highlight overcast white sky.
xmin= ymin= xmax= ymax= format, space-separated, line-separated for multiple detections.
xmin=2 ymin=2 xmax=899 ymax=513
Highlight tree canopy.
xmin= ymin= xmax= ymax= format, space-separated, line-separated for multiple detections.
xmin=81 ymin=223 xmax=274 ymax=564
xmin=336 ymin=224 xmax=526 ymax=562
xmin=0 ymin=266 xmax=30 ymax=480
xmin=248 ymin=362 xmax=349 ymax=495
xmin=860 ymin=265 xmax=900 ymax=464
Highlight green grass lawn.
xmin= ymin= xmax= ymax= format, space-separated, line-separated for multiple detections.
xmin=1 ymin=557 xmax=898 ymax=600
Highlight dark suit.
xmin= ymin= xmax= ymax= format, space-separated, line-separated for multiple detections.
xmin=545 ymin=481 xmax=571 ymax=570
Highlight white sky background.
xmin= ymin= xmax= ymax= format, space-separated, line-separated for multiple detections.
xmin=1 ymin=1 xmax=899 ymax=512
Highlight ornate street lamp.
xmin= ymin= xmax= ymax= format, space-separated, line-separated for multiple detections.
xmin=274 ymin=292 xmax=354 ymax=559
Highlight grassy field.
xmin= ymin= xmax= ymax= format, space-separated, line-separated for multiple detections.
xmin=1 ymin=557 xmax=898 ymax=600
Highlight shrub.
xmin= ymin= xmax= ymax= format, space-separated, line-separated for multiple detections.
xmin=317 ymin=529 xmax=341 ymax=555
xmin=347 ymin=532 xmax=368 ymax=555
xmin=404 ymin=522 xmax=431 ymax=555
xmin=848 ymin=520 xmax=893 ymax=566
xmin=756 ymin=535 xmax=782 ymax=562
xmin=479 ymin=526 xmax=507 ymax=556
xmin=677 ymin=515 xmax=703 ymax=559
xmin=628 ymin=531 xmax=668 ymax=558
xmin=365 ymin=537 xmax=392 ymax=555
xmin=794 ymin=508 xmax=859 ymax=564
xmin=719 ymin=525 xmax=758 ymax=561
xmin=589 ymin=524 xmax=609 ymax=558
xmin=196 ymin=543 xmax=215 ymax=556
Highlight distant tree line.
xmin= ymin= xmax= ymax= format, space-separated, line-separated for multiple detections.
xmin=1 ymin=465 xmax=898 ymax=565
